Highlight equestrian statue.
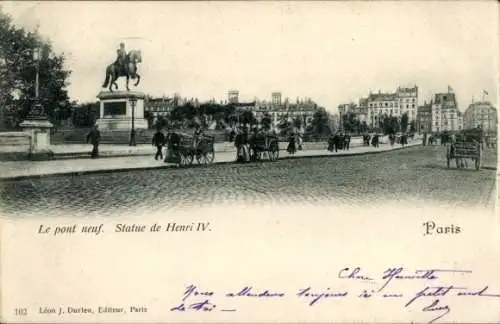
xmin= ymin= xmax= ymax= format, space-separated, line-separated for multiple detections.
xmin=102 ymin=42 xmax=142 ymax=92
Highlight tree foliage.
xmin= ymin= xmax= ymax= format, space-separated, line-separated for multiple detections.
xmin=401 ymin=112 xmax=409 ymax=133
xmin=341 ymin=113 xmax=370 ymax=134
xmin=409 ymin=120 xmax=416 ymax=133
xmin=278 ymin=118 xmax=291 ymax=136
xmin=293 ymin=116 xmax=303 ymax=129
xmin=380 ymin=114 xmax=400 ymax=135
xmin=261 ymin=112 xmax=272 ymax=130
xmin=0 ymin=9 xmax=71 ymax=129
xmin=311 ymin=107 xmax=330 ymax=135
xmin=71 ymin=102 xmax=99 ymax=127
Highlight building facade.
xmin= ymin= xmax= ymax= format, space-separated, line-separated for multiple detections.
xmin=360 ymin=86 xmax=418 ymax=129
xmin=338 ymin=103 xmax=368 ymax=124
xmin=253 ymin=92 xmax=318 ymax=129
xmin=457 ymin=111 xmax=464 ymax=131
xmin=431 ymin=92 xmax=461 ymax=132
xmin=228 ymin=90 xmax=239 ymax=104
xmin=463 ymin=101 xmax=497 ymax=133
xmin=417 ymin=103 xmax=432 ymax=133
xmin=144 ymin=97 xmax=176 ymax=117
xmin=338 ymin=85 xmax=418 ymax=130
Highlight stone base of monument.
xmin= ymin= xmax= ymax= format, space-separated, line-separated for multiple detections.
xmin=19 ymin=118 xmax=55 ymax=161
xmin=96 ymin=118 xmax=148 ymax=131
xmin=95 ymin=91 xmax=148 ymax=131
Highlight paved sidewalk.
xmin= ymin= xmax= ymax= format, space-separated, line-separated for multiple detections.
xmin=0 ymin=141 xmax=421 ymax=180
xmin=49 ymin=141 xmax=329 ymax=158
xmin=49 ymin=142 xmax=235 ymax=157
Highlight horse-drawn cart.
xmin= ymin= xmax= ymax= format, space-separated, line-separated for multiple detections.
xmin=446 ymin=129 xmax=482 ymax=171
xmin=248 ymin=132 xmax=280 ymax=162
xmin=164 ymin=132 xmax=215 ymax=167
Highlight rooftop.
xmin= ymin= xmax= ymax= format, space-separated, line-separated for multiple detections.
xmin=468 ymin=101 xmax=496 ymax=108
xmin=368 ymin=92 xmax=397 ymax=101
xmin=418 ymin=105 xmax=432 ymax=113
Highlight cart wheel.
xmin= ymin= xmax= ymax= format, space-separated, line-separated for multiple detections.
xmin=205 ymin=150 xmax=215 ymax=164
xmin=178 ymin=153 xmax=186 ymax=167
xmin=268 ymin=141 xmax=279 ymax=161
xmin=249 ymin=147 xmax=258 ymax=162
xmin=187 ymin=152 xmax=194 ymax=165
xmin=195 ymin=151 xmax=203 ymax=165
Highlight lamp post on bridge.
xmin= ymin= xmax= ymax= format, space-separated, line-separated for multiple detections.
xmin=129 ymin=97 xmax=137 ymax=146
xmin=26 ymin=46 xmax=44 ymax=117
xmin=19 ymin=45 xmax=54 ymax=160
xmin=34 ymin=47 xmax=40 ymax=101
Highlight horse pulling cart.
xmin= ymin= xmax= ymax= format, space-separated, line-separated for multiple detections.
xmin=446 ymin=129 xmax=482 ymax=171
xmin=248 ymin=132 xmax=280 ymax=162
xmin=164 ymin=132 xmax=215 ymax=167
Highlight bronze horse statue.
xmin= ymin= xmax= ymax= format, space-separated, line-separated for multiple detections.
xmin=102 ymin=50 xmax=142 ymax=92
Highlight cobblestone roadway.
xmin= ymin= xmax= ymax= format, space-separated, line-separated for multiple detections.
xmin=0 ymin=146 xmax=496 ymax=217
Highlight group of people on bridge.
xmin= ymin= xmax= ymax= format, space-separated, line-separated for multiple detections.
xmin=328 ymin=132 xmax=351 ymax=152
xmin=232 ymin=124 xmax=304 ymax=161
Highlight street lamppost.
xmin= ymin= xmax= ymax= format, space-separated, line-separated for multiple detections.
xmin=129 ymin=97 xmax=137 ymax=146
xmin=33 ymin=47 xmax=40 ymax=100
xmin=0 ymin=56 xmax=6 ymax=130
xmin=30 ymin=46 xmax=44 ymax=118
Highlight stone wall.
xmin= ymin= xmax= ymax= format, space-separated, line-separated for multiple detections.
xmin=0 ymin=132 xmax=32 ymax=160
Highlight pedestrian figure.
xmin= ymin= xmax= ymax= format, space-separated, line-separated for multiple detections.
xmin=287 ymin=130 xmax=296 ymax=155
xmin=344 ymin=133 xmax=351 ymax=150
xmin=297 ymin=127 xmax=304 ymax=150
xmin=86 ymin=124 xmax=101 ymax=159
xmin=371 ymin=134 xmax=379 ymax=148
xmin=152 ymin=128 xmax=166 ymax=160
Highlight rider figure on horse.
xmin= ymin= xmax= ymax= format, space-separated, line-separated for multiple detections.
xmin=115 ymin=42 xmax=127 ymax=73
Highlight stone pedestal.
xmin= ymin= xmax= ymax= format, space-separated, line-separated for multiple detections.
xmin=19 ymin=106 xmax=54 ymax=160
xmin=96 ymin=91 xmax=148 ymax=131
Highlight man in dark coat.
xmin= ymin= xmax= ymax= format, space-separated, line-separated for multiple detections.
xmin=152 ymin=129 xmax=166 ymax=160
xmin=86 ymin=125 xmax=101 ymax=159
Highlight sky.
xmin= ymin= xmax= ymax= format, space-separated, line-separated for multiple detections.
xmin=1 ymin=1 xmax=498 ymax=113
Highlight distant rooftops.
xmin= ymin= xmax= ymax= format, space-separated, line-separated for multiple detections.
xmin=368 ymin=93 xmax=396 ymax=101
xmin=418 ymin=105 xmax=432 ymax=113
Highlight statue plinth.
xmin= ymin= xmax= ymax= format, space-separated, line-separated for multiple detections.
xmin=95 ymin=91 xmax=148 ymax=131
xmin=19 ymin=103 xmax=54 ymax=160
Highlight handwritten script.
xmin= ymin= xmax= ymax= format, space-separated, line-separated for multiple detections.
xmin=170 ymin=267 xmax=500 ymax=323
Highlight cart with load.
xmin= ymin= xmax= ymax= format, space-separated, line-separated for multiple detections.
xmin=248 ymin=131 xmax=280 ymax=162
xmin=446 ymin=129 xmax=482 ymax=171
xmin=164 ymin=131 xmax=215 ymax=167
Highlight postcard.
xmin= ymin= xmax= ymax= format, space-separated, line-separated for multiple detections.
xmin=0 ymin=1 xmax=498 ymax=323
